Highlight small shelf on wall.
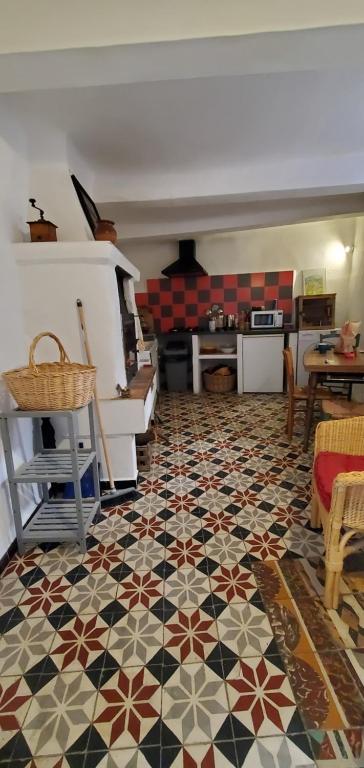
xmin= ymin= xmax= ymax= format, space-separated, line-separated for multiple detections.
xmin=295 ymin=293 xmax=336 ymax=330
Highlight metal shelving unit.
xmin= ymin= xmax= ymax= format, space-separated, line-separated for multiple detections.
xmin=0 ymin=402 xmax=100 ymax=554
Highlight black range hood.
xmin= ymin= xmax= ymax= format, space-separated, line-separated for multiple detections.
xmin=162 ymin=239 xmax=207 ymax=278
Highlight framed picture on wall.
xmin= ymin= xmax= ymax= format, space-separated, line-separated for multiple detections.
xmin=302 ymin=268 xmax=326 ymax=296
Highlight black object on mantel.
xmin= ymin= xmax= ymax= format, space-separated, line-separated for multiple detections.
xmin=162 ymin=240 xmax=207 ymax=278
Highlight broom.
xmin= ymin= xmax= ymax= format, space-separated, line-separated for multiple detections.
xmin=76 ymin=299 xmax=137 ymax=507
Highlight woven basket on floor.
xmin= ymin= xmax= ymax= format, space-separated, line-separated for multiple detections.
xmin=203 ymin=370 xmax=236 ymax=393
xmin=3 ymin=332 xmax=96 ymax=410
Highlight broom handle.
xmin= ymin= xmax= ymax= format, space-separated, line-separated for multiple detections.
xmin=76 ymin=299 xmax=115 ymax=491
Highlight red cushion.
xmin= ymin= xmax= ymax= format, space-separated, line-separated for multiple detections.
xmin=314 ymin=451 xmax=364 ymax=510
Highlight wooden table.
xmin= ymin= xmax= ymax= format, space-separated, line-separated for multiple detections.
xmin=303 ymin=349 xmax=364 ymax=450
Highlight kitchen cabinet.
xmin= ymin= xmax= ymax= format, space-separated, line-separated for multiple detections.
xmin=242 ymin=335 xmax=284 ymax=392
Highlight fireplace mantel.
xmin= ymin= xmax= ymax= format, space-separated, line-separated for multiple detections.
xmin=13 ymin=240 xmax=156 ymax=483
xmin=14 ymin=240 xmax=139 ymax=277
xmin=13 ymin=240 xmax=140 ymax=394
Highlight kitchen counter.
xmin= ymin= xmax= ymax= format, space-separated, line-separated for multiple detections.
xmin=155 ymin=328 xmax=296 ymax=394
xmin=237 ymin=328 xmax=289 ymax=335
xmin=192 ymin=331 xmax=286 ymax=394
xmin=158 ymin=327 xmax=292 ymax=337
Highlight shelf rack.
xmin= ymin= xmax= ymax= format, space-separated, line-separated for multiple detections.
xmin=192 ymin=334 xmax=243 ymax=394
xmin=198 ymin=354 xmax=238 ymax=360
xmin=0 ymin=402 xmax=100 ymax=554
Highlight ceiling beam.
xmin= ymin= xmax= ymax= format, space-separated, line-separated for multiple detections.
xmin=1 ymin=24 xmax=364 ymax=93
xmin=102 ymin=192 xmax=364 ymax=240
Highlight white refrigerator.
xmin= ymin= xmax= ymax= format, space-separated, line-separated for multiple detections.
xmin=243 ymin=334 xmax=285 ymax=392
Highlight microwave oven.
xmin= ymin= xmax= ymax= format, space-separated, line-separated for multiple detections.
xmin=250 ymin=309 xmax=284 ymax=329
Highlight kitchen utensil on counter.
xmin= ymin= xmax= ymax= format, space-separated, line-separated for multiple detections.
xmin=216 ymin=312 xmax=224 ymax=329
xmin=200 ymin=344 xmax=218 ymax=354
xmin=221 ymin=346 xmax=236 ymax=354
xmin=206 ymin=304 xmax=223 ymax=332
xmin=238 ymin=311 xmax=247 ymax=331
xmin=226 ymin=314 xmax=236 ymax=329
xmin=77 ymin=299 xmax=137 ymax=507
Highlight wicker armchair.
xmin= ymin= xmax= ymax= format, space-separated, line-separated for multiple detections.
xmin=311 ymin=417 xmax=364 ymax=609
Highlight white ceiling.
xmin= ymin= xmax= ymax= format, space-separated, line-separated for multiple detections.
xmin=2 ymin=23 xmax=364 ymax=238
xmin=8 ymin=70 xmax=364 ymax=170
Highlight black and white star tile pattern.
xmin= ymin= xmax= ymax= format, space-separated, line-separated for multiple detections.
xmin=1 ymin=393 xmax=363 ymax=767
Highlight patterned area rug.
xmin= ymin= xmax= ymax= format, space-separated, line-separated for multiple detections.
xmin=0 ymin=392 xmax=363 ymax=768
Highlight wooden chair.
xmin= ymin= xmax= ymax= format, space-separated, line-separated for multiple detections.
xmin=311 ymin=417 xmax=364 ymax=609
xmin=282 ymin=347 xmax=337 ymax=441
xmin=319 ymin=331 xmax=351 ymax=399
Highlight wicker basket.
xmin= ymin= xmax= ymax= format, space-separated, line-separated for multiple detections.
xmin=3 ymin=332 xmax=96 ymax=411
xmin=203 ymin=369 xmax=236 ymax=393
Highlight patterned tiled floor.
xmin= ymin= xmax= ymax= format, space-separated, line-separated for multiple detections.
xmin=1 ymin=392 xmax=364 ymax=767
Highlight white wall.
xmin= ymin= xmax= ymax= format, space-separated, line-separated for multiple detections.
xmin=0 ymin=102 xmax=37 ymax=560
xmin=124 ymin=216 xmax=360 ymax=325
xmin=348 ymin=217 xmax=364 ymax=399
xmin=19 ymin=115 xmax=95 ymax=241
xmin=349 ymin=218 xmax=364 ymax=325
xmin=0 ymin=120 xmax=96 ymax=561
xmin=28 ymin=163 xmax=94 ymax=242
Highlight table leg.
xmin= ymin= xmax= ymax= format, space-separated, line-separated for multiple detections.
xmin=303 ymin=372 xmax=318 ymax=451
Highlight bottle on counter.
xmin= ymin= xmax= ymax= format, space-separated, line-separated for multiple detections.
xmin=209 ymin=318 xmax=216 ymax=332
xmin=216 ymin=311 xmax=224 ymax=329
xmin=226 ymin=314 xmax=235 ymax=329
xmin=238 ymin=311 xmax=246 ymax=332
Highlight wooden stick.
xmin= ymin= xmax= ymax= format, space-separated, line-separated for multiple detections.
xmin=76 ymin=299 xmax=115 ymax=491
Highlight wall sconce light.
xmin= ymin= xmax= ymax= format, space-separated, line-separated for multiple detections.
xmin=344 ymin=245 xmax=354 ymax=254
xmin=326 ymin=241 xmax=348 ymax=266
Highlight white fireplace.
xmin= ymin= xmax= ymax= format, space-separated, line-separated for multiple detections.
xmin=13 ymin=241 xmax=157 ymax=484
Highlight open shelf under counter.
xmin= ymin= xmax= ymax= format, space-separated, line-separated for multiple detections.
xmin=198 ymin=353 xmax=238 ymax=360
xmin=192 ymin=333 xmax=243 ymax=394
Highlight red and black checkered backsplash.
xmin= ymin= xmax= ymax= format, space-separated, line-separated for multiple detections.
xmin=135 ymin=271 xmax=293 ymax=332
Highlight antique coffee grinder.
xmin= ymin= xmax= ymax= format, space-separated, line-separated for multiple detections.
xmin=27 ymin=198 xmax=58 ymax=242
